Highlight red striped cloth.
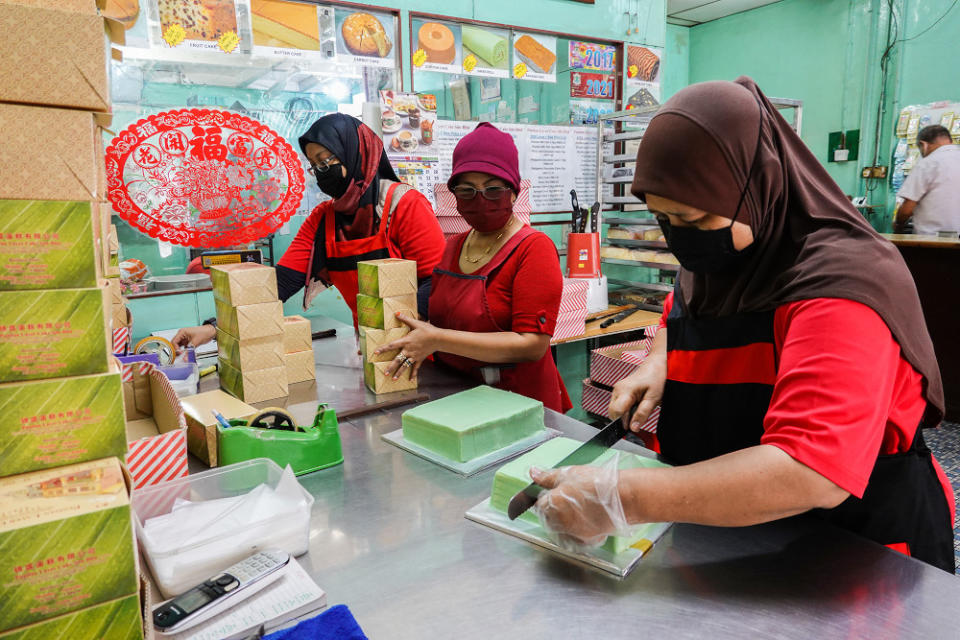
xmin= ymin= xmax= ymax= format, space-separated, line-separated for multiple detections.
xmin=588 ymin=327 xmax=658 ymax=387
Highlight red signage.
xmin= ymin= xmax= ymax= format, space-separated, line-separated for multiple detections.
xmin=570 ymin=71 xmax=615 ymax=100
xmin=104 ymin=108 xmax=305 ymax=248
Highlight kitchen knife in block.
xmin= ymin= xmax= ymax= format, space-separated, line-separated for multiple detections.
xmin=506 ymin=410 xmax=633 ymax=520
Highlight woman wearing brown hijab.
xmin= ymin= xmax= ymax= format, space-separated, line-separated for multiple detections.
xmin=529 ymin=77 xmax=955 ymax=572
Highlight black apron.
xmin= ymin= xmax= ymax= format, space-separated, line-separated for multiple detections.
xmin=658 ymin=286 xmax=955 ymax=573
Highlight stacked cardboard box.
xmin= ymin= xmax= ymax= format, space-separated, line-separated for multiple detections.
xmin=0 ymin=5 xmax=142 ymax=636
xmin=283 ymin=315 xmax=316 ymax=385
xmin=212 ymin=263 xmax=289 ymax=403
xmin=357 ymin=259 xmax=419 ymax=394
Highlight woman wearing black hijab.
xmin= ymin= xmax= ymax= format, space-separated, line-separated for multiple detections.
xmin=173 ymin=114 xmax=445 ymax=347
xmin=527 ymin=78 xmax=955 ymax=572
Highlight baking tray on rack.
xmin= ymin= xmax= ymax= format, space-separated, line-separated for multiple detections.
xmin=465 ymin=498 xmax=672 ymax=578
xmin=382 ymin=428 xmax=561 ymax=477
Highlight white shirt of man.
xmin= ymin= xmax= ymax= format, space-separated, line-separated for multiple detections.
xmin=897 ymin=143 xmax=960 ymax=235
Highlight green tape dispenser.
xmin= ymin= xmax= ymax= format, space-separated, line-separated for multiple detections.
xmin=217 ymin=404 xmax=344 ymax=475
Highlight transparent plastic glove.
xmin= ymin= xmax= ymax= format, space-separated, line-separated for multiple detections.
xmin=530 ymin=452 xmax=630 ymax=551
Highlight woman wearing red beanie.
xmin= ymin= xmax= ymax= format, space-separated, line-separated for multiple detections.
xmin=375 ymin=123 xmax=572 ymax=413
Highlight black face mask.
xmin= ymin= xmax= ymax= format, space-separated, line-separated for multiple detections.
xmin=658 ymin=217 xmax=755 ymax=274
xmin=312 ymin=166 xmax=350 ymax=199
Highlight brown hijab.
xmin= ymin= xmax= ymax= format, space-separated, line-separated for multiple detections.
xmin=632 ymin=76 xmax=944 ymax=425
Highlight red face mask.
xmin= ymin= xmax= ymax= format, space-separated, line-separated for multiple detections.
xmin=456 ymin=190 xmax=514 ymax=232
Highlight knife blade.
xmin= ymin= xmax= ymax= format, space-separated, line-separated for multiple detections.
xmin=506 ymin=413 xmax=629 ymax=521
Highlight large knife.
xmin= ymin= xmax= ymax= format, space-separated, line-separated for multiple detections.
xmin=506 ymin=412 xmax=631 ymax=520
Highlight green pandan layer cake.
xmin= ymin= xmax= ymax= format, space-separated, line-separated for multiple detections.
xmin=491 ymin=436 xmax=668 ymax=554
xmin=401 ymin=385 xmax=544 ymax=462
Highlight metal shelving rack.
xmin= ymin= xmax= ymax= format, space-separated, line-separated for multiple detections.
xmin=596 ymin=105 xmax=676 ymax=312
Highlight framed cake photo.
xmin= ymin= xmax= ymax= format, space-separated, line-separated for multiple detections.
xmin=154 ymin=0 xmax=242 ymax=53
xmin=512 ymin=31 xmax=557 ymax=83
xmin=411 ymin=19 xmax=463 ymax=75
xmin=460 ymin=24 xmax=511 ymax=79
xmin=250 ymin=0 xmax=333 ymax=61
xmin=334 ymin=7 xmax=397 ymax=69
xmin=380 ymin=91 xmax=438 ymax=159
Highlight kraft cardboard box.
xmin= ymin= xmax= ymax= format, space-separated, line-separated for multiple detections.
xmin=214 ymin=299 xmax=283 ymax=340
xmin=364 ymin=360 xmax=417 ymax=394
xmin=0 ymin=457 xmax=138 ymax=633
xmin=0 ymin=285 xmax=110 ymax=382
xmin=357 ymin=258 xmax=417 ymax=298
xmin=283 ymin=315 xmax=311 ymax=353
xmin=356 ymin=293 xmax=417 ymax=331
xmin=216 ymin=328 xmax=284 ymax=371
xmin=0 ymin=200 xmax=99 ymax=290
xmin=0 ymin=3 xmax=109 ymax=111
xmin=180 ymin=389 xmax=257 ymax=467
xmin=0 ymin=591 xmax=142 ymax=640
xmin=210 ymin=263 xmax=278 ymax=307
xmin=218 ymin=358 xmax=288 ymax=404
xmin=0 ymin=0 xmax=102 ymax=14
xmin=0 ymin=365 xmax=125 ymax=479
xmin=0 ymin=104 xmax=98 ymax=201
xmin=122 ymin=364 xmax=187 ymax=490
xmin=359 ymin=326 xmax=409 ymax=363
xmin=285 ymin=349 xmax=315 ymax=385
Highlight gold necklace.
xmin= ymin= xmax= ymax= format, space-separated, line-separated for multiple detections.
xmin=463 ymin=218 xmax=514 ymax=264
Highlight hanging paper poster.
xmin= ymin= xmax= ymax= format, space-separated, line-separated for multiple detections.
xmin=570 ymin=71 xmax=615 ymax=100
xmin=250 ymin=0 xmax=333 ymax=61
xmin=104 ymin=108 xmax=305 ymax=248
xmin=512 ymin=32 xmax=557 ymax=83
xmin=624 ymin=45 xmax=662 ymax=110
xmin=570 ymin=99 xmax=616 ymax=125
xmin=461 ymin=25 xmax=511 ymax=78
xmin=380 ymin=91 xmax=438 ymax=159
xmin=335 ymin=8 xmax=396 ymax=69
xmin=156 ymin=0 xmax=241 ymax=53
xmin=411 ymin=19 xmax=462 ymax=74
xmin=569 ymin=41 xmax=617 ymax=73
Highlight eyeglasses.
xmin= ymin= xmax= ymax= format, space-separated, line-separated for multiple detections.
xmin=452 ymin=185 xmax=512 ymax=201
xmin=310 ymin=155 xmax=341 ymax=175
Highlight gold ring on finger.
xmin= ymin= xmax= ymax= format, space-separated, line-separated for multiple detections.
xmin=402 ymin=358 xmax=414 ymax=368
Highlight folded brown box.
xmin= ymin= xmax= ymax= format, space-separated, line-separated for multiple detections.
xmin=210 ymin=263 xmax=278 ymax=307
xmin=364 ymin=360 xmax=417 ymax=394
xmin=357 ymin=258 xmax=417 ymax=298
xmin=359 ymin=326 xmax=409 ymax=363
xmin=0 ymin=3 xmax=109 ymax=111
xmin=0 ymin=104 xmax=98 ymax=201
xmin=216 ymin=328 xmax=284 ymax=371
xmin=282 ymin=315 xmax=312 ymax=354
xmin=180 ymin=390 xmax=257 ymax=467
xmin=218 ymin=358 xmax=288 ymax=404
xmin=2 ymin=0 xmax=102 ymax=13
xmin=285 ymin=350 xmax=316 ymax=385
xmin=214 ymin=299 xmax=283 ymax=340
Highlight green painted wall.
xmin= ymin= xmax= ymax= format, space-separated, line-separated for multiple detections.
xmin=684 ymin=0 xmax=960 ymax=230
xmin=662 ymin=24 xmax=689 ymax=100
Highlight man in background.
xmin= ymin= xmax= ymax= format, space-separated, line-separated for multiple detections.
xmin=895 ymin=125 xmax=960 ymax=234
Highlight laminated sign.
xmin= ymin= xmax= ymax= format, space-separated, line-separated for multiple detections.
xmin=104 ymin=108 xmax=305 ymax=247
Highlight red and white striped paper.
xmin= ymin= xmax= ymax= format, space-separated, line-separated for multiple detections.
xmin=581 ymin=377 xmax=660 ymax=432
xmin=552 ymin=311 xmax=587 ymax=342
xmin=125 ymin=367 xmax=188 ymax=490
xmin=112 ymin=327 xmax=130 ymax=355
xmin=588 ymin=326 xmax=659 ymax=387
xmin=559 ymin=278 xmax=589 ymax=314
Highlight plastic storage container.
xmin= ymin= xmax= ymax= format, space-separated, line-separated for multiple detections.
xmin=131 ymin=458 xmax=313 ymax=598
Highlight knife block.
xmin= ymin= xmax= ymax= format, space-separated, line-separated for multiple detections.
xmin=566 ymin=232 xmax=600 ymax=278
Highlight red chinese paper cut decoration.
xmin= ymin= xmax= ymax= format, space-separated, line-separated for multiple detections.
xmin=104 ymin=108 xmax=305 ymax=248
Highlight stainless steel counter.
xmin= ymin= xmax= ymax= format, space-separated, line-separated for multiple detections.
xmin=202 ymin=318 xmax=960 ymax=638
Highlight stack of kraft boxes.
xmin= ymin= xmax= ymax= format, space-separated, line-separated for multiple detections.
xmin=0 ymin=2 xmax=142 ymax=637
xmin=357 ymin=259 xmax=419 ymax=394
xmin=211 ymin=263 xmax=290 ymax=404
xmin=282 ymin=315 xmax=316 ymax=386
